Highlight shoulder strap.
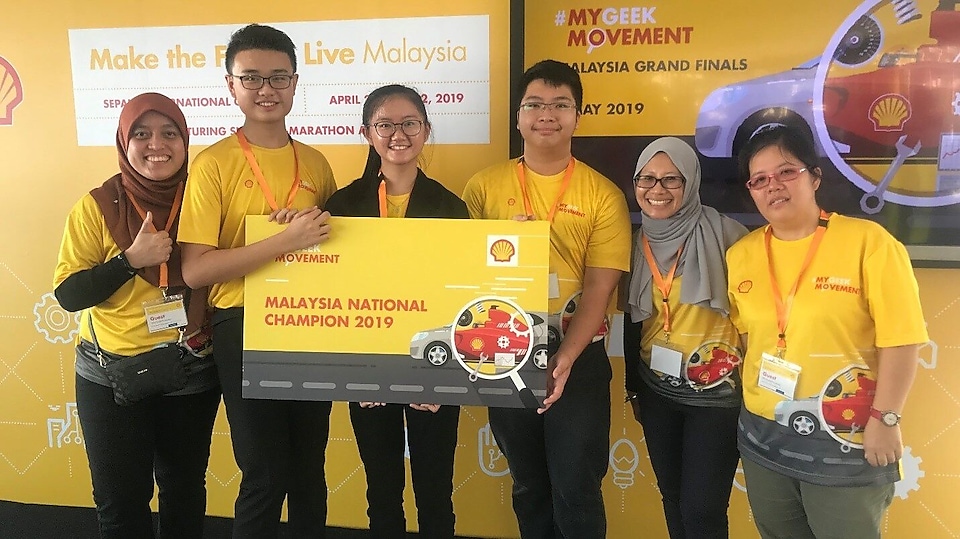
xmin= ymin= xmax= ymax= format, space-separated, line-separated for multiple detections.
xmin=86 ymin=312 xmax=106 ymax=367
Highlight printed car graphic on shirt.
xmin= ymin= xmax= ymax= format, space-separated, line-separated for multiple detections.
xmin=686 ymin=344 xmax=741 ymax=387
xmin=550 ymin=291 xmax=610 ymax=345
xmin=774 ymin=373 xmax=877 ymax=436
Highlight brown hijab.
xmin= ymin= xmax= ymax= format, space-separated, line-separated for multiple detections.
xmin=89 ymin=92 xmax=207 ymax=333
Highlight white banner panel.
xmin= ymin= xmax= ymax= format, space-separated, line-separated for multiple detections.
xmin=68 ymin=16 xmax=490 ymax=146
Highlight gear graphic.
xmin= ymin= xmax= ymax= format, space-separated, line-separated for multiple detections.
xmin=894 ymin=445 xmax=924 ymax=500
xmin=507 ymin=312 xmax=531 ymax=338
xmin=497 ymin=335 xmax=510 ymax=349
xmin=33 ymin=292 xmax=80 ymax=344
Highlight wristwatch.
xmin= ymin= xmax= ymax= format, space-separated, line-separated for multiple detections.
xmin=869 ymin=407 xmax=901 ymax=427
xmin=115 ymin=252 xmax=137 ymax=275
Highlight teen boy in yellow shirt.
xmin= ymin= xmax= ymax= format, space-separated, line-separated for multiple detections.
xmin=177 ymin=24 xmax=337 ymax=538
xmin=462 ymin=59 xmax=631 ymax=538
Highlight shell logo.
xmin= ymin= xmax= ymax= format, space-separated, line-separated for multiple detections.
xmin=490 ymin=238 xmax=516 ymax=263
xmin=737 ymin=280 xmax=753 ymax=294
xmin=470 ymin=337 xmax=484 ymax=352
xmin=0 ymin=56 xmax=24 ymax=126
xmin=869 ymin=93 xmax=911 ymax=132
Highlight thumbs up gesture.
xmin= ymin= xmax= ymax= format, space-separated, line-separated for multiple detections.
xmin=123 ymin=211 xmax=173 ymax=269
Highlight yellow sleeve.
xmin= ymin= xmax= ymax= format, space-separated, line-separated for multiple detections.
xmin=179 ymin=150 xmax=223 ymax=247
xmin=54 ymin=195 xmax=109 ymax=288
xmin=584 ymin=186 xmax=631 ymax=271
xmin=462 ymin=173 xmax=487 ymax=220
xmin=725 ymin=246 xmax=745 ymax=334
xmin=863 ymin=236 xmax=928 ymax=348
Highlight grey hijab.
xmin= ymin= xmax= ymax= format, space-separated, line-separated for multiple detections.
xmin=627 ymin=137 xmax=737 ymax=322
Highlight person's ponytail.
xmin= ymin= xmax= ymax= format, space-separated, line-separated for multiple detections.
xmin=361 ymin=144 xmax=381 ymax=182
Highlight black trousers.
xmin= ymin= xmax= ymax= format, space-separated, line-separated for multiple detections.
xmin=214 ymin=310 xmax=332 ymax=539
xmin=487 ymin=341 xmax=612 ymax=539
xmin=76 ymin=373 xmax=220 ymax=539
xmin=635 ymin=381 xmax=741 ymax=539
xmin=349 ymin=402 xmax=459 ymax=539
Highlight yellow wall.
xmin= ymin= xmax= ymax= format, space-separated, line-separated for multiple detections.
xmin=2 ymin=2 xmax=959 ymax=538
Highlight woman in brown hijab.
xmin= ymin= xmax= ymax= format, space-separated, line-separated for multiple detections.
xmin=53 ymin=93 xmax=219 ymax=539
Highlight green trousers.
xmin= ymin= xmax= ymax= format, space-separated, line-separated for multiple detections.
xmin=742 ymin=457 xmax=895 ymax=539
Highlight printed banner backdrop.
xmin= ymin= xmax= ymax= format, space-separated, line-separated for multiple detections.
xmin=2 ymin=2 xmax=959 ymax=539
xmin=243 ymin=217 xmax=550 ymax=408
xmin=526 ymin=1 xmax=960 ymax=537
xmin=0 ymin=1 xmax=532 ymax=537
xmin=528 ymin=0 xmax=960 ymax=262
xmin=68 ymin=16 xmax=491 ymax=146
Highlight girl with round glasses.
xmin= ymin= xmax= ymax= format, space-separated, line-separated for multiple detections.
xmin=324 ymin=84 xmax=466 ymax=539
xmin=728 ymin=125 xmax=926 ymax=539
xmin=622 ymin=137 xmax=747 ymax=538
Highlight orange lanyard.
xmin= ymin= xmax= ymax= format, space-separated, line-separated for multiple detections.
xmin=641 ymin=235 xmax=683 ymax=339
xmin=765 ymin=210 xmax=831 ymax=355
xmin=516 ymin=157 xmax=575 ymax=223
xmin=237 ymin=128 xmax=300 ymax=211
xmin=123 ymin=182 xmax=185 ymax=290
xmin=378 ymin=180 xmax=388 ymax=218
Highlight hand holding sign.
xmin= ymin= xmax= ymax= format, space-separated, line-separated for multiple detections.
xmin=281 ymin=207 xmax=331 ymax=251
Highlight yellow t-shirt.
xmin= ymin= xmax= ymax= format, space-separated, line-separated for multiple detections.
xmin=726 ymin=213 xmax=927 ymax=486
xmin=639 ymin=275 xmax=742 ymax=405
xmin=462 ymin=159 xmax=631 ymax=317
xmin=385 ymin=192 xmax=410 ymax=218
xmin=53 ymin=194 xmax=184 ymax=355
xmin=178 ymin=134 xmax=337 ymax=309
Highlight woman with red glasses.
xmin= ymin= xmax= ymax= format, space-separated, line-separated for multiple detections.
xmin=727 ymin=125 xmax=927 ymax=539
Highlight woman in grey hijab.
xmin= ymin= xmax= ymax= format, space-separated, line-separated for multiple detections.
xmin=623 ymin=137 xmax=747 ymax=539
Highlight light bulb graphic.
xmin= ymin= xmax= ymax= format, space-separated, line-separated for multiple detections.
xmin=609 ymin=437 xmax=639 ymax=489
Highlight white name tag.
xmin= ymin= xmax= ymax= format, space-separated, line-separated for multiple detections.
xmin=143 ymin=295 xmax=188 ymax=333
xmin=548 ymin=272 xmax=560 ymax=299
xmin=651 ymin=342 xmax=684 ymax=378
xmin=758 ymin=352 xmax=802 ymax=400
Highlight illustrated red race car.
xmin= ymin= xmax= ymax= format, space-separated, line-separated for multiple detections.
xmin=453 ymin=305 xmax=531 ymax=363
xmin=820 ymin=374 xmax=876 ymax=432
xmin=686 ymin=345 xmax=741 ymax=386
xmin=410 ymin=307 xmax=549 ymax=369
xmin=823 ymin=6 xmax=960 ymax=158
xmin=553 ymin=292 xmax=609 ymax=343
xmin=696 ymin=3 xmax=960 ymax=161
xmin=774 ymin=373 xmax=877 ymax=436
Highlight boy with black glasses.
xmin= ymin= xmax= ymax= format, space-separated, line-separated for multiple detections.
xmin=462 ymin=59 xmax=631 ymax=538
xmin=178 ymin=24 xmax=337 ymax=538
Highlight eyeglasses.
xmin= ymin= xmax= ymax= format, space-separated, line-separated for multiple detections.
xmin=745 ymin=167 xmax=807 ymax=190
xmin=519 ymin=102 xmax=577 ymax=113
xmin=633 ymin=175 xmax=685 ymax=190
xmin=230 ymin=74 xmax=294 ymax=90
xmin=370 ymin=120 xmax=424 ymax=138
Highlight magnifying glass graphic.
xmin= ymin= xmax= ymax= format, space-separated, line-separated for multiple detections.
xmin=449 ymin=296 xmax=544 ymax=409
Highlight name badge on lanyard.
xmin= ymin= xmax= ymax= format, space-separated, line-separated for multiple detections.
xmin=143 ymin=295 xmax=188 ymax=333
xmin=651 ymin=340 xmax=684 ymax=378
xmin=758 ymin=352 xmax=802 ymax=400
